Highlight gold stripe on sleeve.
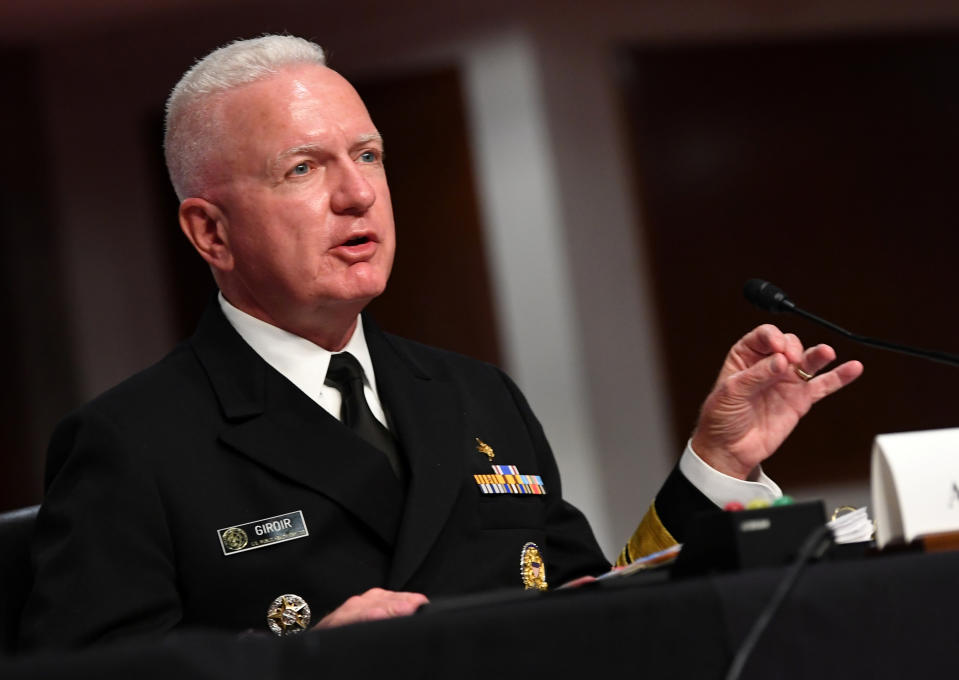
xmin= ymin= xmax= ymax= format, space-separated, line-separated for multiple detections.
xmin=614 ymin=502 xmax=678 ymax=567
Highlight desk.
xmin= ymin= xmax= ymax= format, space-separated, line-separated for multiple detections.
xmin=3 ymin=549 xmax=956 ymax=679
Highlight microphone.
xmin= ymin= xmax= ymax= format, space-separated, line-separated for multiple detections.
xmin=743 ymin=279 xmax=795 ymax=313
xmin=743 ymin=278 xmax=959 ymax=368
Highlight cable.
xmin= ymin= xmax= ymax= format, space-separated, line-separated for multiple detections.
xmin=724 ymin=524 xmax=833 ymax=680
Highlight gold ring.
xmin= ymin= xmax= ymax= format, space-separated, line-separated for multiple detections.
xmin=794 ymin=366 xmax=813 ymax=382
xmin=831 ymin=505 xmax=857 ymax=522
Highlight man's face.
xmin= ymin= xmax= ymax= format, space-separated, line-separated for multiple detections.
xmin=202 ymin=64 xmax=395 ymax=329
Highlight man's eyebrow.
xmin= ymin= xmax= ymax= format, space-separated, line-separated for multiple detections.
xmin=271 ymin=134 xmax=385 ymax=170
xmin=272 ymin=144 xmax=323 ymax=170
xmin=355 ymin=132 xmax=384 ymax=148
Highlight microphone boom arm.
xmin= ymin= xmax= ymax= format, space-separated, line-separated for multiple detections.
xmin=787 ymin=305 xmax=959 ymax=368
xmin=743 ymin=278 xmax=959 ymax=368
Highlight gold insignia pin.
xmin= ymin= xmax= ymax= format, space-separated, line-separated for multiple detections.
xmin=475 ymin=437 xmax=495 ymax=461
xmin=520 ymin=542 xmax=548 ymax=591
xmin=266 ymin=593 xmax=311 ymax=636
xmin=221 ymin=527 xmax=249 ymax=552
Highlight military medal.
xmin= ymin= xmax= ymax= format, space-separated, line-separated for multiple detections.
xmin=471 ymin=437 xmax=546 ymax=495
xmin=473 ymin=464 xmax=546 ymax=495
xmin=520 ymin=542 xmax=548 ymax=591
xmin=266 ymin=593 xmax=311 ymax=636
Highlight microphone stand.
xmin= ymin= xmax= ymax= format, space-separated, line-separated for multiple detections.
xmin=744 ymin=279 xmax=959 ymax=368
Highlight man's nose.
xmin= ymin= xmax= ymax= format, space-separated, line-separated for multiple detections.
xmin=329 ymin=160 xmax=376 ymax=215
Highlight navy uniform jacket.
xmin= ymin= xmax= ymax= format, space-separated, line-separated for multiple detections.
xmin=21 ymin=301 xmax=710 ymax=649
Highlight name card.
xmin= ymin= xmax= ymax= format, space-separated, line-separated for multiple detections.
xmin=871 ymin=427 xmax=959 ymax=548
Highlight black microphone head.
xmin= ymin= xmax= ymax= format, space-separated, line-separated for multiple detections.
xmin=743 ymin=279 xmax=794 ymax=312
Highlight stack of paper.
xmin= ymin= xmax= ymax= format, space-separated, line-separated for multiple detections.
xmin=827 ymin=507 xmax=874 ymax=543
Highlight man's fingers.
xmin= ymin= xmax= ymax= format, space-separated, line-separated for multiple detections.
xmin=809 ymin=360 xmax=864 ymax=401
xmin=726 ymin=352 xmax=790 ymax=399
xmin=732 ymin=325 xmax=805 ymax=368
xmin=795 ymin=343 xmax=862 ymax=399
xmin=724 ymin=346 xmax=862 ymax=407
xmin=315 ymin=588 xmax=429 ymax=629
xmin=741 ymin=324 xmax=786 ymax=357
xmin=782 ymin=333 xmax=804 ymax=364
xmin=718 ymin=325 xmax=790 ymax=383
xmin=797 ymin=344 xmax=837 ymax=378
xmin=382 ymin=592 xmax=429 ymax=617
xmin=362 ymin=596 xmax=424 ymax=621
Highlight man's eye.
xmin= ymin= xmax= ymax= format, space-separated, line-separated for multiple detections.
xmin=358 ymin=150 xmax=378 ymax=163
xmin=290 ymin=162 xmax=310 ymax=176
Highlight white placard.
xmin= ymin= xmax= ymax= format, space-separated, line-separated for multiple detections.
xmin=871 ymin=427 xmax=959 ymax=548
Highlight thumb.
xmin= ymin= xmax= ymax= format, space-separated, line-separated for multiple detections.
xmin=725 ymin=353 xmax=789 ymax=400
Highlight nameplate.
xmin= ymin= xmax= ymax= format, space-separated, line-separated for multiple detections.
xmin=217 ymin=510 xmax=308 ymax=556
xmin=871 ymin=428 xmax=959 ymax=548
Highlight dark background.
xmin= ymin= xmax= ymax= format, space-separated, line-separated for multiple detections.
xmin=621 ymin=32 xmax=959 ymax=485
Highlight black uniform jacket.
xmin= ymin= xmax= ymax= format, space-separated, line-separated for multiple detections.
xmin=22 ymin=301 xmax=634 ymax=649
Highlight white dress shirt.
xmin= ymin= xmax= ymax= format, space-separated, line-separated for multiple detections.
xmin=218 ymin=293 xmax=389 ymax=428
xmin=680 ymin=441 xmax=781 ymax=507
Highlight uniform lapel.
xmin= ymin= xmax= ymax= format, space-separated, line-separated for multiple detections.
xmin=364 ymin=319 xmax=468 ymax=589
xmin=190 ymin=301 xmax=403 ymax=546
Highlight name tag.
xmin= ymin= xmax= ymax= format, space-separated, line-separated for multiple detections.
xmin=217 ymin=510 xmax=308 ymax=556
xmin=872 ymin=428 xmax=959 ymax=547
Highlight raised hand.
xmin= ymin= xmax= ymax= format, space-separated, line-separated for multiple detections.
xmin=690 ymin=324 xmax=863 ymax=480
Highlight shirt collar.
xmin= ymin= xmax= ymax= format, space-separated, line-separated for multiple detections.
xmin=217 ymin=292 xmax=379 ymax=405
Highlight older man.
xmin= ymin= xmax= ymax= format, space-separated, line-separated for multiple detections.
xmin=20 ymin=35 xmax=861 ymax=649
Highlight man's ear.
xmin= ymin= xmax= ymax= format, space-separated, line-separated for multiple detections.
xmin=179 ymin=197 xmax=233 ymax=272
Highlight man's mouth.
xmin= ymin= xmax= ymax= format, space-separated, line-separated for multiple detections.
xmin=333 ymin=234 xmax=377 ymax=262
xmin=342 ymin=236 xmax=370 ymax=247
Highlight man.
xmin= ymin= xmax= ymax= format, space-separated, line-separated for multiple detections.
xmin=20 ymin=35 xmax=862 ymax=649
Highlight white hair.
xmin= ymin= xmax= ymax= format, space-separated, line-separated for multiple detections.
xmin=164 ymin=35 xmax=327 ymax=200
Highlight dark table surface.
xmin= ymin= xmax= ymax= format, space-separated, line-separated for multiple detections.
xmin=3 ymin=547 xmax=956 ymax=679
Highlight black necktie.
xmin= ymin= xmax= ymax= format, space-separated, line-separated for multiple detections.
xmin=325 ymin=352 xmax=404 ymax=480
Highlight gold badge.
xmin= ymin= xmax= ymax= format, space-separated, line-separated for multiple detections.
xmin=266 ymin=593 xmax=311 ymax=636
xmin=221 ymin=527 xmax=249 ymax=551
xmin=520 ymin=542 xmax=548 ymax=591
xmin=475 ymin=437 xmax=495 ymax=461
